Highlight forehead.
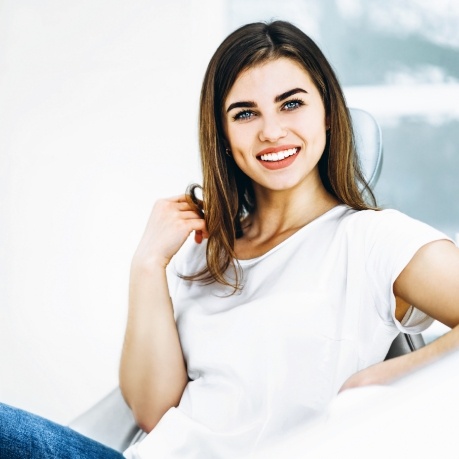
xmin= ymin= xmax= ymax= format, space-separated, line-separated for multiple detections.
xmin=225 ymin=58 xmax=315 ymax=103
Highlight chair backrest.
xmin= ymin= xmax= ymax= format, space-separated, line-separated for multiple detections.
xmin=349 ymin=107 xmax=383 ymax=187
xmin=349 ymin=107 xmax=426 ymax=359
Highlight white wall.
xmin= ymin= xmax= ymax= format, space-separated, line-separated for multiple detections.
xmin=0 ymin=0 xmax=226 ymax=424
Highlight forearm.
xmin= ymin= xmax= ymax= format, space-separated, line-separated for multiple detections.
xmin=119 ymin=261 xmax=188 ymax=432
xmin=340 ymin=325 xmax=459 ymax=392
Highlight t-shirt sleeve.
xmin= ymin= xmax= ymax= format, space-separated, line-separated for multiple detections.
xmin=166 ymin=234 xmax=208 ymax=308
xmin=364 ymin=209 xmax=452 ymax=334
xmin=166 ymin=256 xmax=181 ymax=302
xmin=166 ymin=236 xmax=194 ymax=303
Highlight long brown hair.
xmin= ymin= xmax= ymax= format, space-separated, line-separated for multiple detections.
xmin=184 ymin=20 xmax=377 ymax=289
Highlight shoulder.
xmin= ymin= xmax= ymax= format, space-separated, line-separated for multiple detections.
xmin=333 ymin=208 xmax=451 ymax=277
xmin=313 ymin=206 xmax=407 ymax=244
xmin=341 ymin=207 xmax=447 ymax=242
xmin=332 ymin=206 xmax=405 ymax=228
xmin=342 ymin=207 xmax=416 ymax=226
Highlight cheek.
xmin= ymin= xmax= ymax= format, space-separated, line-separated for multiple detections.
xmin=227 ymin=125 xmax=253 ymax=154
xmin=296 ymin=118 xmax=327 ymax=145
xmin=310 ymin=129 xmax=327 ymax=156
xmin=232 ymin=151 xmax=253 ymax=174
xmin=231 ymin=147 xmax=258 ymax=180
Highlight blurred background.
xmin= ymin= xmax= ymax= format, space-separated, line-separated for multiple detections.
xmin=1 ymin=0 xmax=458 ymax=424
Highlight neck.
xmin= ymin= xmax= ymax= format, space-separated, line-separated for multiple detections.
xmin=243 ymin=180 xmax=339 ymax=240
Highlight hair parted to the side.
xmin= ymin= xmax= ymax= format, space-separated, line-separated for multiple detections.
xmin=183 ymin=20 xmax=377 ymax=290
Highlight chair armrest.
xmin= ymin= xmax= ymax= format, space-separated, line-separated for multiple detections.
xmin=69 ymin=387 xmax=141 ymax=453
xmin=385 ymin=332 xmax=425 ymax=360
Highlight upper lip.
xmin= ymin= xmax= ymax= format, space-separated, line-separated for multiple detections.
xmin=256 ymin=145 xmax=300 ymax=157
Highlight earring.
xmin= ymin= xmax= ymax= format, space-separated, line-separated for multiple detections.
xmin=225 ymin=148 xmax=232 ymax=157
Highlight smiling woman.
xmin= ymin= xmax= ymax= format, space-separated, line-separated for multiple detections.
xmin=119 ymin=20 xmax=459 ymax=459
xmin=2 ymin=19 xmax=459 ymax=459
xmin=188 ymin=21 xmax=375 ymax=289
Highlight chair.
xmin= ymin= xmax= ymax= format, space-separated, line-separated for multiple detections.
xmin=69 ymin=387 xmax=140 ymax=452
xmin=68 ymin=107 xmax=424 ymax=452
xmin=350 ymin=107 xmax=383 ymax=188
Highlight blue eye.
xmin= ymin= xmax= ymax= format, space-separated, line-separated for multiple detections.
xmin=283 ymin=99 xmax=304 ymax=111
xmin=233 ymin=110 xmax=255 ymax=121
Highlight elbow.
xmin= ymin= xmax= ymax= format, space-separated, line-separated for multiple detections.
xmin=119 ymin=382 xmax=157 ymax=433
xmin=131 ymin=398 xmax=180 ymax=434
xmin=119 ymin=374 xmax=188 ymax=433
xmin=122 ymin=388 xmax=183 ymax=434
xmin=135 ymin=415 xmax=159 ymax=434
xmin=122 ymin=394 xmax=162 ymax=434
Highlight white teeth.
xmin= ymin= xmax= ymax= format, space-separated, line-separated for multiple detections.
xmin=260 ymin=148 xmax=298 ymax=162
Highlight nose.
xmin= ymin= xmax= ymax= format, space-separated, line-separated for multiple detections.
xmin=258 ymin=114 xmax=287 ymax=142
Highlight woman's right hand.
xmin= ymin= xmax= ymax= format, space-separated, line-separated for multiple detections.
xmin=121 ymin=193 xmax=206 ymax=431
xmin=132 ymin=194 xmax=208 ymax=270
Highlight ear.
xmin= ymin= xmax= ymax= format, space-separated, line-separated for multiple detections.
xmin=221 ymin=137 xmax=232 ymax=157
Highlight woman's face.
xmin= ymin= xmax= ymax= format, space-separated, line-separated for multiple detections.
xmin=224 ymin=57 xmax=328 ymax=194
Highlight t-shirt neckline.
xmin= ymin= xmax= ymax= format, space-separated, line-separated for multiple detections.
xmin=236 ymin=204 xmax=348 ymax=266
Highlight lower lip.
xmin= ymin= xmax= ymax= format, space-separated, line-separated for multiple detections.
xmin=257 ymin=150 xmax=299 ymax=170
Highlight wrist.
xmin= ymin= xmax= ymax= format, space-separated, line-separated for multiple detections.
xmin=130 ymin=254 xmax=169 ymax=276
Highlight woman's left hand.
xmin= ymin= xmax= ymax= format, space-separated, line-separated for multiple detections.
xmin=339 ymin=359 xmax=398 ymax=392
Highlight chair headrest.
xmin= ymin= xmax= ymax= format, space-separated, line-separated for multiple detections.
xmin=349 ymin=108 xmax=383 ymax=187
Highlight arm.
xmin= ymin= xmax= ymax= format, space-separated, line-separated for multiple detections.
xmin=119 ymin=195 xmax=207 ymax=433
xmin=340 ymin=239 xmax=459 ymax=392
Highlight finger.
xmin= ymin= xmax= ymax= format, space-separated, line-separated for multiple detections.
xmin=188 ymin=219 xmax=207 ymax=233
xmin=176 ymin=194 xmax=189 ymax=203
xmin=195 ymin=231 xmax=203 ymax=244
xmin=166 ymin=194 xmax=188 ymax=203
xmin=176 ymin=202 xmax=196 ymax=212
xmin=179 ymin=210 xmax=205 ymax=220
xmin=194 ymin=227 xmax=209 ymax=244
xmin=172 ymin=198 xmax=204 ymax=217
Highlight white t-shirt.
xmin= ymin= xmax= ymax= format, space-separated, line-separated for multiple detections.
xmin=124 ymin=205 xmax=448 ymax=459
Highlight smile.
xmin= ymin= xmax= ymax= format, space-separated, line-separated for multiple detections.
xmin=258 ymin=147 xmax=299 ymax=162
xmin=256 ymin=146 xmax=300 ymax=170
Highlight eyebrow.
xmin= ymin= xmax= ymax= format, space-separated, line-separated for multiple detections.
xmin=275 ymin=87 xmax=308 ymax=102
xmin=226 ymin=87 xmax=308 ymax=113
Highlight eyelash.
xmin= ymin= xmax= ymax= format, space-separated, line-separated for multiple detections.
xmin=232 ymin=109 xmax=255 ymax=121
xmin=232 ymin=98 xmax=305 ymax=121
xmin=283 ymin=98 xmax=305 ymax=111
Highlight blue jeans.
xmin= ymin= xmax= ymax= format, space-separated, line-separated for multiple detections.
xmin=0 ymin=403 xmax=124 ymax=458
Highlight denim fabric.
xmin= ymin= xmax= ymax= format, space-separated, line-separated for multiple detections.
xmin=0 ymin=403 xmax=124 ymax=458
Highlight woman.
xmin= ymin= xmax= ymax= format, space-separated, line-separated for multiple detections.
xmin=120 ymin=20 xmax=459 ymax=458
xmin=1 ymin=20 xmax=458 ymax=459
